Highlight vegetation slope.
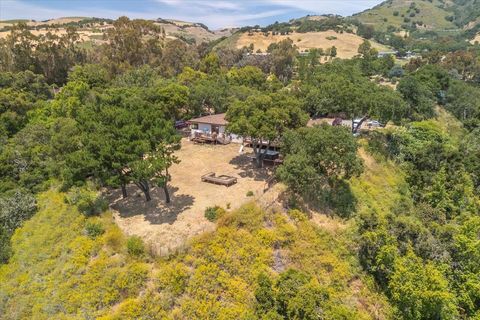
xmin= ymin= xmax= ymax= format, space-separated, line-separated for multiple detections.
xmin=0 ymin=189 xmax=391 ymax=319
xmin=354 ymin=0 xmax=480 ymax=34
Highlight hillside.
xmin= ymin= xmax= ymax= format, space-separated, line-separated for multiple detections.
xmin=353 ymin=0 xmax=457 ymax=32
xmin=217 ymin=14 xmax=391 ymax=58
xmin=0 ymin=16 xmax=234 ymax=45
xmin=0 ymin=189 xmax=392 ymax=318
xmin=232 ymin=30 xmax=390 ymax=58
xmin=353 ymin=0 xmax=480 ymax=34
xmin=1 ymin=1 xmax=480 ymax=318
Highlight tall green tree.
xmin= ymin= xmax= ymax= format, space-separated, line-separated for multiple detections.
xmin=71 ymin=86 xmax=180 ymax=202
xmin=389 ymin=249 xmax=458 ymax=320
xmin=277 ymin=124 xmax=363 ymax=210
xmin=101 ymin=17 xmax=164 ymax=74
xmin=267 ymin=39 xmax=297 ymax=82
xmin=226 ymin=92 xmax=308 ymax=167
xmin=300 ymin=61 xmax=407 ymax=131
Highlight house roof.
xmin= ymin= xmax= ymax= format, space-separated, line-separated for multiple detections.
xmin=188 ymin=113 xmax=228 ymax=126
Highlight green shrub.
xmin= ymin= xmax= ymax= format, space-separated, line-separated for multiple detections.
xmin=127 ymin=236 xmax=145 ymax=257
xmin=287 ymin=209 xmax=308 ymax=222
xmin=105 ymin=227 xmax=124 ymax=250
xmin=0 ymin=189 xmax=37 ymax=233
xmin=85 ymin=221 xmax=105 ymax=238
xmin=157 ymin=262 xmax=189 ymax=296
xmin=246 ymin=190 xmax=254 ymax=197
xmin=204 ymin=206 xmax=225 ymax=222
xmin=65 ymin=187 xmax=108 ymax=216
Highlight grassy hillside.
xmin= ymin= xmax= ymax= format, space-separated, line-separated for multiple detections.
xmin=0 ymin=190 xmax=149 ymax=319
xmin=0 ymin=17 xmax=232 ymax=45
xmin=0 ymin=189 xmax=392 ymax=319
xmin=232 ymin=30 xmax=390 ymax=58
xmin=353 ymin=0 xmax=457 ymax=32
xmin=350 ymin=146 xmax=411 ymax=223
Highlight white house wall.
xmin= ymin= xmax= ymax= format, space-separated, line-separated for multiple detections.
xmin=198 ymin=123 xmax=212 ymax=132
xmin=190 ymin=123 xmax=243 ymax=143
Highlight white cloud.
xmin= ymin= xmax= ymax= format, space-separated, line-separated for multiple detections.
xmin=0 ymin=0 xmax=161 ymax=21
xmin=264 ymin=0 xmax=382 ymax=16
xmin=0 ymin=0 xmax=383 ymax=29
xmin=156 ymin=0 xmax=241 ymax=10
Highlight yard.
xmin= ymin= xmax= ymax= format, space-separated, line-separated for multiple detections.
xmin=107 ymin=139 xmax=278 ymax=255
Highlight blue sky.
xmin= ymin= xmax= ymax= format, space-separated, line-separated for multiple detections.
xmin=0 ymin=0 xmax=383 ymax=29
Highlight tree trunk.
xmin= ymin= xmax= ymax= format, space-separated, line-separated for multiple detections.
xmin=117 ymin=170 xmax=129 ymax=198
xmin=143 ymin=182 xmax=151 ymax=202
xmin=255 ymin=152 xmax=263 ymax=168
xmin=121 ymin=183 xmax=128 ymax=199
xmin=163 ymin=168 xmax=171 ymax=204
xmin=352 ymin=115 xmax=369 ymax=134
xmin=253 ymin=140 xmax=265 ymax=168
xmin=163 ymin=185 xmax=170 ymax=204
xmin=135 ymin=180 xmax=151 ymax=202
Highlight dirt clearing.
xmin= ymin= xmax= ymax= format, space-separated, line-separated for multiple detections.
xmin=471 ymin=33 xmax=480 ymax=44
xmin=108 ymin=139 xmax=275 ymax=255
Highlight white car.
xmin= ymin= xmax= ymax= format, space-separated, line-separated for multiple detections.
xmin=367 ymin=120 xmax=384 ymax=128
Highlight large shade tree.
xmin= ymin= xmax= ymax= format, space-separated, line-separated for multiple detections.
xmin=69 ymin=87 xmax=180 ymax=202
xmin=277 ymin=124 xmax=363 ymax=210
xmin=300 ymin=61 xmax=408 ymax=132
xmin=226 ymin=91 xmax=308 ymax=167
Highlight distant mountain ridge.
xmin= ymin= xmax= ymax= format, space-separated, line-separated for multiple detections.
xmin=0 ymin=16 xmax=235 ymax=45
xmin=2 ymin=0 xmax=479 ymax=48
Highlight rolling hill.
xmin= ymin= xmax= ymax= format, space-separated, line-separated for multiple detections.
xmin=3 ymin=0 xmax=479 ymax=53
xmin=0 ymin=17 xmax=234 ymax=45
xmin=353 ymin=0 xmax=480 ymax=34
xmin=231 ymin=30 xmax=390 ymax=59
xmin=215 ymin=15 xmax=391 ymax=59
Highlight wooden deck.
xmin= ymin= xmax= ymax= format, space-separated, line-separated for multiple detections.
xmin=201 ymin=172 xmax=238 ymax=187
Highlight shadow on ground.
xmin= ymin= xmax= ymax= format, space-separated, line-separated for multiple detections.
xmin=229 ymin=153 xmax=273 ymax=181
xmin=106 ymin=184 xmax=194 ymax=225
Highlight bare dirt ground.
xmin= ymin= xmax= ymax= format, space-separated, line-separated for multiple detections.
xmin=107 ymin=139 xmax=278 ymax=255
xmin=236 ymin=30 xmax=390 ymax=59
xmin=471 ymin=33 xmax=480 ymax=44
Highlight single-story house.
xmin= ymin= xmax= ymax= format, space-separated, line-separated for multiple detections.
xmin=189 ymin=113 xmax=227 ymax=135
xmin=188 ymin=113 xmax=242 ymax=143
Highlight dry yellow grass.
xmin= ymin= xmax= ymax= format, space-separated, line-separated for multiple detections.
xmin=236 ymin=30 xmax=390 ymax=59
xmin=0 ymin=18 xmax=227 ymax=44
xmin=0 ymin=17 xmax=84 ymax=27
xmin=0 ymin=28 xmax=100 ymax=41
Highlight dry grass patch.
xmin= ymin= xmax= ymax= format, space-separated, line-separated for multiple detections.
xmin=236 ymin=30 xmax=390 ymax=59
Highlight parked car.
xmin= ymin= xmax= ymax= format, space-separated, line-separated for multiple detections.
xmin=174 ymin=120 xmax=189 ymax=129
xmin=367 ymin=120 xmax=385 ymax=128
